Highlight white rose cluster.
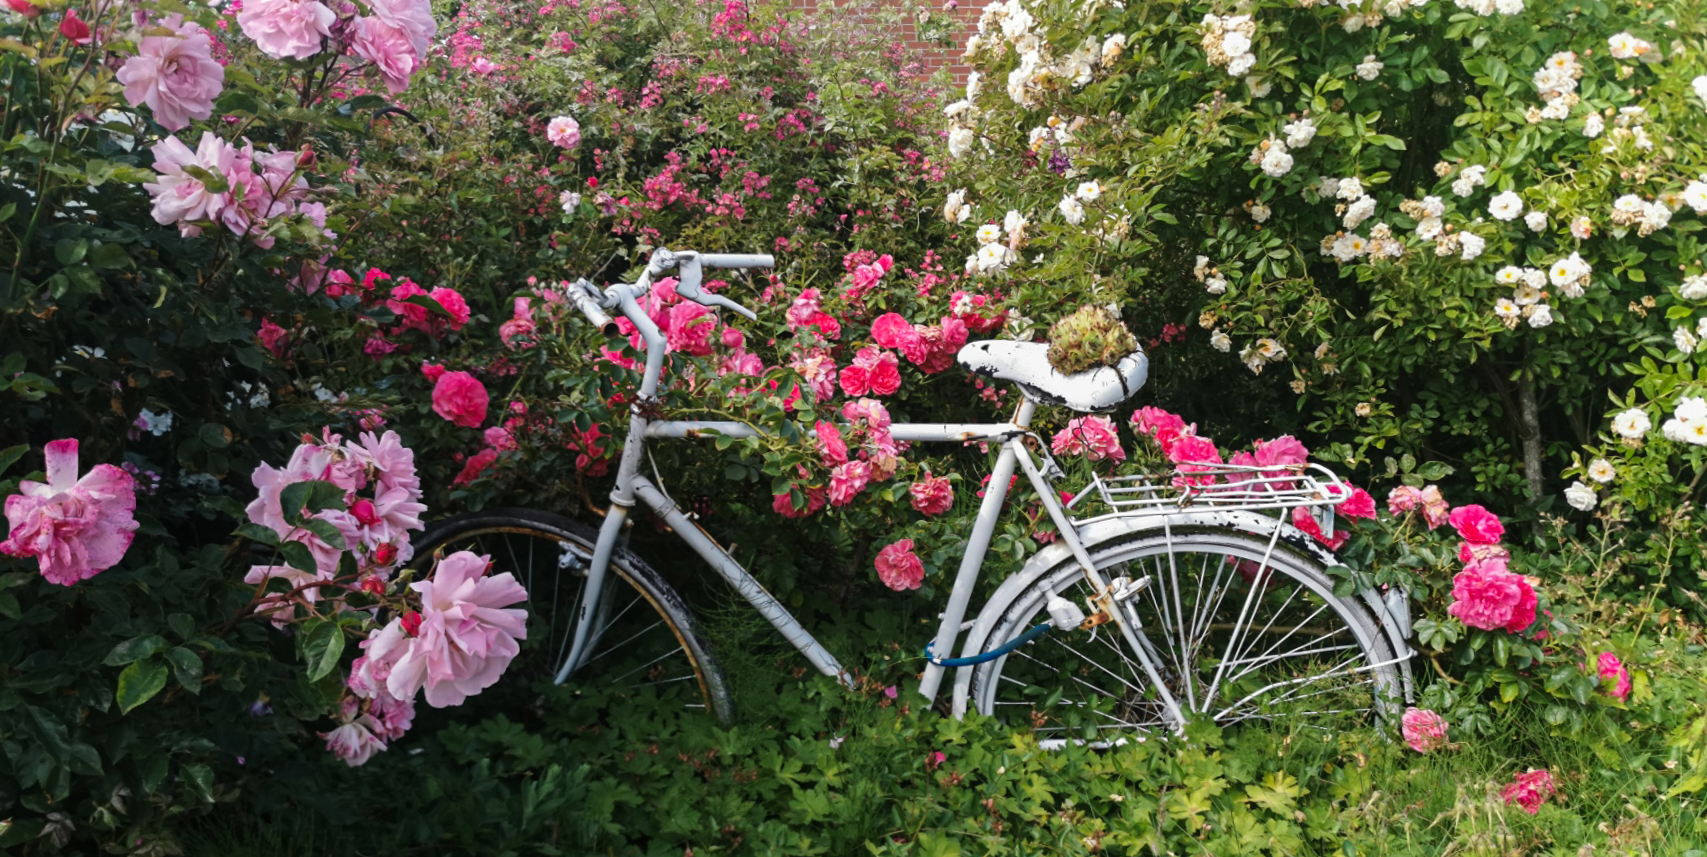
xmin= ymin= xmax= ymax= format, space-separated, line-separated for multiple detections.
xmin=1239 ymin=338 xmax=1286 ymax=375
xmin=1529 ymin=51 xmax=1583 ymax=122
xmin=1489 ymin=265 xmax=1554 ymax=328
xmin=1249 ymin=138 xmax=1294 ymax=178
xmin=944 ymin=188 xmax=972 ymax=224
xmin=1450 ymin=164 xmax=1487 ymax=198
xmin=1609 ymin=193 xmax=1676 ymax=237
xmin=1548 ymin=251 xmax=1593 ymax=297
xmin=1673 ymin=318 xmax=1707 ymax=356
xmin=1612 ymin=408 xmax=1651 ymax=441
xmin=1680 ymin=274 xmax=1707 ymax=301
xmin=1452 ymin=0 xmax=1524 ymax=15
xmin=1601 ymin=106 xmax=1655 ymax=153
xmin=1201 ymin=13 xmax=1259 ymax=78
xmin=973 ymin=1 xmax=1126 ymax=110
xmin=1606 ymin=31 xmax=1655 ymax=61
xmin=1662 ymin=397 xmax=1707 ymax=445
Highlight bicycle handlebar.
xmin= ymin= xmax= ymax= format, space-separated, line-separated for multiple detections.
xmin=569 ymin=249 xmax=771 ymax=335
xmin=697 ymin=253 xmax=774 ymax=270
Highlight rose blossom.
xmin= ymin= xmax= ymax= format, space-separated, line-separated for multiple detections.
xmin=365 ymin=0 xmax=436 ymax=53
xmin=143 ymin=132 xmax=237 ymax=236
xmin=1290 ymin=505 xmax=1347 ymax=550
xmin=117 ymin=17 xmax=224 ymax=131
xmin=1400 ymin=708 xmax=1448 ymax=753
xmin=1500 ymin=769 xmax=1556 ymax=815
xmin=59 ymin=9 xmax=92 ymax=44
xmin=1335 ymin=486 xmax=1377 ymax=520
xmin=815 ymin=421 xmax=849 ymax=466
xmin=1130 ymin=406 xmax=1189 ymax=453
xmin=322 ymin=716 xmax=388 ymax=766
xmin=257 ymin=317 xmax=289 ymax=357
xmin=870 ymin=312 xmax=921 ymax=352
xmin=546 ymin=115 xmax=582 ymax=148
xmin=1448 ymin=504 xmax=1505 ymax=544
xmin=1051 ymin=415 xmax=1126 ymax=462
xmin=909 ymin=473 xmax=954 ymax=515
xmin=1169 ymin=434 xmax=1223 ymax=486
xmin=1 ymin=439 xmax=139 ymax=586
xmin=432 ymin=371 xmax=489 ymax=428
xmin=772 ymin=485 xmax=827 ymax=518
xmin=381 ymin=551 xmax=528 ymax=707
xmin=1387 ymin=485 xmax=1422 ymax=515
xmin=874 ymin=539 xmax=925 ymax=591
xmin=839 ymin=347 xmax=901 ymax=397
xmin=828 ymin=460 xmax=872 ymax=506
xmin=1418 ymin=485 xmax=1450 ymax=529
xmin=1445 ymin=558 xmax=1537 ymax=633
xmin=1252 ymin=435 xmax=1309 ymax=468
xmin=6 ymin=0 xmax=39 ymax=18
xmin=1597 ymin=651 xmax=1631 ymax=701
xmin=498 ymin=297 xmax=537 ymax=349
xmin=351 ymin=16 xmax=423 ymax=94
xmin=237 ymin=0 xmax=337 ymax=60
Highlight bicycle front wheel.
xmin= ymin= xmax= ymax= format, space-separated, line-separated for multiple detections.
xmin=968 ymin=524 xmax=1403 ymax=740
xmin=409 ymin=507 xmax=733 ymax=722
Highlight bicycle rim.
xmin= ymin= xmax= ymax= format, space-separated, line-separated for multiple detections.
xmin=969 ymin=526 xmax=1401 ymax=739
xmin=410 ymin=508 xmax=733 ymax=722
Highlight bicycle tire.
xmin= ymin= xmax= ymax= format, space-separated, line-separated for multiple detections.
xmin=967 ymin=524 xmax=1403 ymax=739
xmin=409 ymin=507 xmax=734 ymax=722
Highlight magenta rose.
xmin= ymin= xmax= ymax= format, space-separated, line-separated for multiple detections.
xmin=1448 ymin=504 xmax=1505 ymax=544
xmin=1597 ymin=652 xmax=1631 ymax=701
xmin=1445 ymin=558 xmax=1536 ymax=633
xmin=909 ymin=473 xmax=954 ymax=516
xmin=874 ymin=539 xmax=925 ymax=591
xmin=1400 ymin=708 xmax=1448 ymax=753
xmin=432 ymin=371 xmax=489 ymax=428
xmin=1 ymin=439 xmax=139 ymax=586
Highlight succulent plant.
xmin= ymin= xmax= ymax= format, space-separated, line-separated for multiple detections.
xmin=1046 ymin=305 xmax=1139 ymax=376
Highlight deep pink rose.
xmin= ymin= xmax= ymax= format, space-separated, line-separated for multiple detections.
xmin=1500 ymin=769 xmax=1555 ymax=815
xmin=451 ymin=448 xmax=498 ymax=486
xmin=59 ymin=9 xmax=92 ymax=44
xmin=257 ymin=317 xmax=289 ymax=357
xmin=665 ymin=301 xmax=716 ymax=355
xmin=828 ymin=460 xmax=871 ymax=506
xmin=772 ymin=485 xmax=826 ymax=518
xmin=1252 ymin=435 xmax=1309 ymax=468
xmin=1446 ymin=559 xmax=1537 ymax=633
xmin=428 ymin=287 xmax=472 ymax=331
xmin=1400 ymin=708 xmax=1448 ymax=753
xmin=483 ymin=426 xmax=517 ymax=453
xmin=815 ymin=421 xmax=849 ymax=466
xmin=1336 ymin=486 xmax=1377 ymax=520
xmin=1050 ymin=415 xmax=1126 ymax=462
xmin=6 ymin=0 xmax=39 ymax=18
xmin=1169 ymin=434 xmax=1223 ymax=487
xmin=116 ymin=18 xmax=224 ymax=131
xmin=1290 ymin=505 xmax=1347 ymax=551
xmin=432 ymin=371 xmax=489 ymax=428
xmin=498 ymin=298 xmax=537 ymax=349
xmin=1 ymin=439 xmax=139 ymax=586
xmin=1457 ymin=541 xmax=1511 ymax=564
xmin=1448 ymin=504 xmax=1504 ymax=544
xmin=874 ymin=539 xmax=925 ymax=591
xmin=871 ymin=312 xmax=918 ymax=351
xmin=1597 ymin=652 xmax=1631 ymax=701
xmin=238 ymin=0 xmax=336 ymax=60
xmin=909 ymin=473 xmax=954 ymax=516
xmin=383 ymin=550 xmax=528 ymax=707
xmin=1130 ymin=406 xmax=1189 ymax=454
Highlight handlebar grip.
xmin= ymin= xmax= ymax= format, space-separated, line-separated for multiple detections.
xmin=570 ymin=285 xmax=620 ymax=337
xmin=698 ymin=253 xmax=774 ymax=270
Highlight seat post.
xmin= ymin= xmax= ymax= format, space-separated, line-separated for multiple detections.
xmin=1012 ymin=397 xmax=1036 ymax=429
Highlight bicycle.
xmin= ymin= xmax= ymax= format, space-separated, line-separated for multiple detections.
xmin=411 ymin=248 xmax=1417 ymax=740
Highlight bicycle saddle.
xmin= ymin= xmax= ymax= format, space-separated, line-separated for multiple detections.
xmin=956 ymin=340 xmax=1149 ymax=413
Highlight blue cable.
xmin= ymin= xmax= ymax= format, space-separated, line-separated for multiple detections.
xmin=924 ymin=621 xmax=1054 ymax=667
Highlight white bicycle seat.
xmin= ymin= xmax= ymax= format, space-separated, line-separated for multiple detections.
xmin=956 ymin=340 xmax=1149 ymax=413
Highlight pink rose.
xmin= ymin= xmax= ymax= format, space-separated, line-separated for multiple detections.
xmin=1597 ymin=652 xmax=1630 ymax=701
xmin=1448 ymin=504 xmax=1504 ymax=544
xmin=351 ymin=16 xmax=422 ymax=94
xmin=116 ymin=18 xmax=224 ymax=131
xmin=874 ymin=539 xmax=925 ymax=591
xmin=1457 ymin=541 xmax=1511 ymax=564
xmin=1419 ymin=485 xmax=1450 ymax=529
xmin=1168 ymin=434 xmax=1222 ymax=486
xmin=257 ymin=317 xmax=289 ymax=357
xmin=59 ymin=9 xmax=92 ymax=44
xmin=909 ymin=473 xmax=954 ymax=516
xmin=1387 ymin=485 xmax=1422 ymax=516
xmin=1290 ymin=505 xmax=1347 ymax=551
xmin=383 ymin=551 xmax=528 ymax=707
xmin=871 ymin=312 xmax=919 ymax=351
xmin=420 ymin=362 xmax=446 ymax=382
xmin=1 ymin=439 xmax=139 ymax=586
xmin=828 ymin=460 xmax=871 ymax=506
xmin=840 ymin=347 xmax=899 ymax=397
xmin=1252 ymin=435 xmax=1309 ymax=468
xmin=1400 ymin=708 xmax=1448 ymax=753
xmin=428 ymin=287 xmax=472 ymax=332
xmin=772 ymin=485 xmax=827 ymax=518
xmin=143 ymin=132 xmax=236 ymax=236
xmin=546 ymin=115 xmax=582 ymax=148
xmin=1050 ymin=415 xmax=1126 ymax=463
xmin=1130 ymin=407 xmax=1189 ymax=454
xmin=499 ymin=298 xmax=537 ymax=349
xmin=1336 ymin=486 xmax=1377 ymax=520
xmin=483 ymin=426 xmax=517 ymax=453
xmin=6 ymin=0 xmax=39 ymax=18
xmin=237 ymin=0 xmax=336 ymax=60
xmin=1446 ymin=559 xmax=1537 ymax=634
xmin=365 ymin=0 xmax=436 ymax=54
xmin=815 ymin=421 xmax=849 ymax=466
xmin=322 ymin=717 xmax=387 ymax=766
xmin=432 ymin=371 xmax=489 ymax=428
xmin=1499 ymin=769 xmax=1555 ymax=815
xmin=665 ymin=301 xmax=717 ymax=355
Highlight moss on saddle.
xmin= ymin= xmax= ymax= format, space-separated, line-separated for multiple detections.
xmin=1046 ymin=305 xmax=1138 ymax=376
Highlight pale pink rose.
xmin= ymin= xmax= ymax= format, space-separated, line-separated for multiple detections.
xmin=116 ymin=18 xmax=224 ymax=131
xmin=364 ymin=0 xmax=436 ymax=53
xmin=1 ymin=439 xmax=139 ymax=586
xmin=143 ymin=132 xmax=236 ymax=236
xmin=1597 ymin=652 xmax=1631 ymax=701
xmin=1400 ymin=708 xmax=1448 ymax=753
xmin=1448 ymin=504 xmax=1504 ymax=544
xmin=1336 ymin=486 xmax=1377 ymax=520
xmin=383 ymin=551 xmax=529 ymax=707
xmin=237 ymin=0 xmax=336 ymax=60
xmin=546 ymin=115 xmax=581 ymax=148
xmin=1252 ymin=435 xmax=1309 ymax=468
xmin=367 ymin=691 xmax=415 ymax=740
xmin=1290 ymin=506 xmax=1347 ymax=551
xmin=1499 ymin=769 xmax=1555 ymax=815
xmin=432 ymin=371 xmax=489 ymax=428
xmin=874 ymin=538 xmax=925 ymax=591
xmin=909 ymin=473 xmax=954 ymax=516
xmin=790 ymin=353 xmax=838 ymax=403
xmin=350 ymin=16 xmax=421 ymax=94
xmin=1446 ymin=558 xmax=1537 ymax=633
xmin=1387 ymin=485 xmax=1423 ymax=516
xmin=322 ymin=716 xmax=388 ymax=766
xmin=828 ymin=460 xmax=871 ymax=506
xmin=1050 ymin=415 xmax=1126 ymax=462
xmin=470 ymin=57 xmax=499 ymax=75
xmin=483 ymin=426 xmax=517 ymax=453
xmin=1419 ymin=485 xmax=1450 ymax=529
xmin=1129 ymin=406 xmax=1190 ymax=454
xmin=842 ymin=398 xmax=892 ymax=431
xmin=815 ymin=421 xmax=849 ymax=465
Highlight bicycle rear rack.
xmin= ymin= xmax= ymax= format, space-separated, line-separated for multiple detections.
xmin=1065 ymin=462 xmax=1349 ymax=518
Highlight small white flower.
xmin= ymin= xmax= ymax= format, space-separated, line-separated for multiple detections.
xmin=1583 ymin=113 xmax=1605 ymax=138
xmin=1193 ymin=255 xmax=1211 ymax=281
xmin=1318 ymin=176 xmax=1342 ymax=199
xmin=1420 ymin=196 xmax=1446 ymax=218
xmin=1607 ymin=31 xmax=1651 ymax=60
xmin=1222 ymin=31 xmax=1252 ymax=58
xmin=558 ymin=190 xmax=581 ymax=214
xmin=1205 ymin=274 xmax=1228 ymax=295
xmin=1415 ymin=217 xmax=1443 ymax=240
xmin=1569 ymin=216 xmax=1593 ymax=240
xmin=1259 ymin=145 xmax=1294 ymax=178
xmin=947 ymin=127 xmax=976 ymax=158
xmin=1524 ymin=210 xmax=1547 ymax=232
xmin=1355 ymin=54 xmax=1384 ymax=81
xmin=976 ymin=242 xmax=1010 ymax=273
xmin=1075 ymin=180 xmax=1102 ymax=202
xmin=1227 ymin=53 xmax=1256 ymax=77
xmin=1494 ymin=298 xmax=1521 ymax=319
xmin=1488 ymin=191 xmax=1523 ymax=221
xmin=1058 ymin=195 xmax=1086 ymax=225
xmin=136 ymin=408 xmax=174 ymax=436
xmin=1564 ymin=480 xmax=1597 ymax=511
xmin=976 ymin=224 xmax=1003 ymax=245
xmin=1612 ymin=408 xmax=1651 ymax=439
xmin=1343 ymin=196 xmax=1376 ymax=229
xmin=1513 ymin=283 xmax=1542 ymax=306
xmin=944 ymin=189 xmax=972 ymax=224
xmin=1337 ymin=177 xmax=1365 ymax=201
xmin=1101 ymin=33 xmax=1127 ymax=66
xmin=1694 ymin=75 xmax=1707 ymax=108
xmin=1450 ymin=164 xmax=1487 ymax=198
xmin=1210 ymin=330 xmax=1232 ymax=351
xmin=1250 ymin=202 xmax=1272 ymax=223
xmin=71 ymin=345 xmax=106 ymax=359
xmin=1495 ymin=266 xmax=1524 ymax=285
xmin=1676 ymin=327 xmax=1699 ymax=354
xmin=1522 ymin=268 xmax=1547 ymax=290
xmin=1246 ymin=76 xmax=1273 ymax=97
xmin=1681 ymin=275 xmax=1707 ymax=301
xmin=1587 ymin=458 xmax=1616 ymax=483
xmin=1527 ymin=303 xmax=1553 ymax=327
xmin=1282 ymin=117 xmax=1317 ymax=148
xmin=1459 ymin=232 xmax=1487 ymax=260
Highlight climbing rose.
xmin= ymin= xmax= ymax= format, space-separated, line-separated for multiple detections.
xmin=116 ymin=17 xmax=224 ymax=131
xmin=143 ymin=132 xmax=236 ymax=236
xmin=840 ymin=347 xmax=901 ymax=397
xmin=874 ymin=539 xmax=925 ymax=591
xmin=1445 ymin=558 xmax=1536 ymax=633
xmin=1400 ymin=708 xmax=1448 ymax=753
xmin=1387 ymin=485 xmax=1422 ymax=515
xmin=498 ymin=298 xmax=536 ymax=349
xmin=1051 ymin=415 xmax=1126 ymax=462
xmin=1130 ymin=407 xmax=1189 ymax=454
xmin=1418 ymin=486 xmax=1450 ymax=529
xmin=1335 ymin=486 xmax=1377 ymax=520
xmin=1448 ymin=504 xmax=1505 ymax=544
xmin=431 ymin=371 xmax=489 ymax=428
xmin=1290 ymin=506 xmax=1347 ymax=551
xmin=1169 ymin=434 xmax=1223 ymax=487
xmin=871 ymin=312 xmax=920 ymax=351
xmin=1500 ymin=769 xmax=1556 ymax=815
xmin=1 ymin=440 xmax=139 ymax=586
xmin=257 ymin=317 xmax=290 ymax=357
xmin=909 ymin=473 xmax=954 ymax=515
xmin=350 ymin=15 xmax=421 ymax=94
xmin=321 ymin=716 xmax=387 ymax=766
xmin=451 ymin=448 xmax=498 ymax=487
xmin=546 ymin=115 xmax=581 ymax=148
xmin=772 ymin=485 xmax=826 ymax=518
xmin=815 ymin=421 xmax=849 ymax=465
xmin=381 ymin=551 xmax=528 ymax=707
xmin=59 ymin=9 xmax=91 ymax=44
xmin=1597 ymin=652 xmax=1631 ymax=701
xmin=828 ymin=460 xmax=871 ymax=506
xmin=237 ymin=0 xmax=337 ymax=60
xmin=1252 ymin=435 xmax=1309 ymax=468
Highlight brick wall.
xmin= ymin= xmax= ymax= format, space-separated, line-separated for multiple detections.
xmin=785 ymin=0 xmax=981 ymax=88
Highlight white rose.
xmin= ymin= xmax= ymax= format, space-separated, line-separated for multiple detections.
xmin=1355 ymin=55 xmax=1384 ymax=81
xmin=1563 ymin=480 xmax=1597 ymax=511
xmin=976 ymin=242 xmax=1010 ymax=272
xmin=1459 ymin=232 xmax=1487 ymax=260
xmin=1570 ymin=216 xmax=1593 ymax=239
xmin=947 ymin=127 xmax=976 ymax=158
xmin=1524 ymin=210 xmax=1547 ymax=232
xmin=1222 ymin=31 xmax=1252 ymax=57
xmin=1587 ymin=458 xmax=1616 ymax=483
xmin=1488 ymin=191 xmax=1523 ymax=221
xmin=975 ymin=224 xmax=1003 ymax=245
xmin=1075 ymin=180 xmax=1102 ymax=202
xmin=1612 ymin=408 xmax=1650 ymax=439
xmin=1343 ymin=196 xmax=1376 ymax=229
xmin=1250 ymin=202 xmax=1272 ymax=223
xmin=1675 ymin=327 xmax=1699 ymax=354
xmin=1494 ymin=298 xmax=1520 ymax=319
xmin=1058 ymin=195 xmax=1086 ymax=225
xmin=1583 ymin=113 xmax=1604 ymax=138
xmin=1415 ymin=217 xmax=1443 ymax=240
xmin=1282 ymin=117 xmax=1317 ymax=148
xmin=1694 ymin=75 xmax=1707 ymax=108
xmin=1205 ymin=274 xmax=1228 ymax=295
xmin=1227 ymin=54 xmax=1256 ymax=76
xmin=1680 ymin=275 xmax=1707 ymax=301
xmin=1527 ymin=302 xmax=1553 ymax=327
xmin=1259 ymin=146 xmax=1294 ymax=177
xmin=1210 ymin=330 xmax=1232 ymax=352
xmin=1337 ymin=177 xmax=1364 ymax=201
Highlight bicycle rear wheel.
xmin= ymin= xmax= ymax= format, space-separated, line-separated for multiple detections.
xmin=409 ymin=507 xmax=733 ymax=722
xmin=968 ymin=524 xmax=1403 ymax=740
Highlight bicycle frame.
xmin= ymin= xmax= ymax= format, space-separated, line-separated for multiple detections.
xmin=558 ymin=274 xmax=1190 ymax=721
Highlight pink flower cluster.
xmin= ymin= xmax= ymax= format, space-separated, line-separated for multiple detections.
xmin=1500 ymin=769 xmax=1557 ymax=815
xmin=351 ymin=0 xmax=438 ymax=94
xmin=386 ymin=278 xmax=472 ymax=338
xmin=117 ymin=17 xmax=224 ymax=131
xmin=949 ymin=290 xmax=1008 ymax=334
xmin=1 ymin=440 xmax=138 ymax=586
xmin=875 ymin=538 xmax=925 ymax=591
xmin=1400 ymin=707 xmax=1449 ymax=753
xmin=243 ymin=430 xmax=426 ymax=621
xmin=143 ymin=132 xmax=324 ymax=248
xmin=871 ymin=312 xmax=969 ymax=375
xmin=1434 ymin=503 xmax=1535 ymax=635
xmin=1050 ymin=415 xmax=1125 ymax=463
xmin=839 ymin=347 xmax=900 ymax=397
xmin=1597 ymin=651 xmax=1631 ymax=701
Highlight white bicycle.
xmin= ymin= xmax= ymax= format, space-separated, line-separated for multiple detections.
xmin=412 ymin=248 xmax=1416 ymax=740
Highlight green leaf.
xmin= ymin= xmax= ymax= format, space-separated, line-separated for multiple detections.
xmin=299 ymin=620 xmax=346 ymax=682
xmin=89 ymin=242 xmax=130 ymax=269
xmin=0 ymin=591 xmax=18 ymax=620
xmin=168 ymin=612 xmax=195 ymax=640
xmin=280 ymin=479 xmax=345 ymax=526
xmin=54 ymin=238 xmax=88 ymax=266
xmin=181 ymin=763 xmax=215 ymax=803
xmin=104 ymin=634 xmax=168 ymax=666
xmin=165 ymin=647 xmax=204 ymax=694
xmin=279 ymin=539 xmax=318 ymax=573
xmin=117 ymin=657 xmax=169 ymax=714
xmin=0 ymin=443 xmax=27 ymax=476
